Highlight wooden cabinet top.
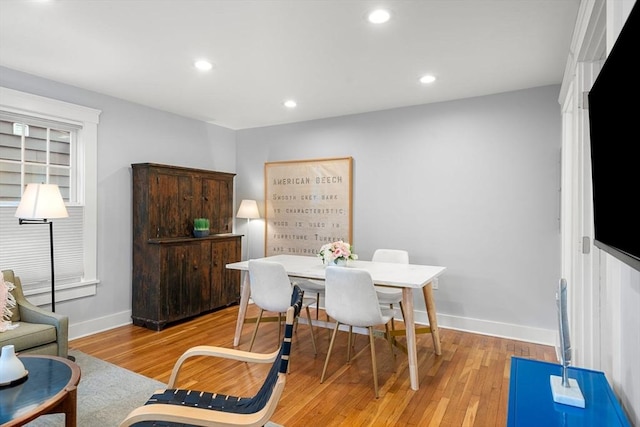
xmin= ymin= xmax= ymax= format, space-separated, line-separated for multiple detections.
xmin=132 ymin=163 xmax=236 ymax=178
xmin=148 ymin=234 xmax=242 ymax=244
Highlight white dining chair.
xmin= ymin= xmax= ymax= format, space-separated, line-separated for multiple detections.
xmin=292 ymin=278 xmax=325 ymax=320
xmin=248 ymin=260 xmax=317 ymax=355
xmin=372 ymin=249 xmax=409 ymax=331
xmin=320 ymin=266 xmax=395 ymax=398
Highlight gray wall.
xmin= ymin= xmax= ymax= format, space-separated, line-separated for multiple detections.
xmin=0 ymin=66 xmax=236 ymax=332
xmin=237 ymin=85 xmax=562 ymax=339
xmin=1 ymin=65 xmax=561 ymax=342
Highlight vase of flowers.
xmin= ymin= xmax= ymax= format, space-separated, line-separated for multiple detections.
xmin=318 ymin=240 xmax=357 ymax=266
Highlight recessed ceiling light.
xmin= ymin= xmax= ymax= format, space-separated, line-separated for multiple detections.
xmin=194 ymin=60 xmax=213 ymax=71
xmin=284 ymin=100 xmax=297 ymax=108
xmin=368 ymin=9 xmax=391 ymax=24
xmin=419 ymin=74 xmax=436 ymax=84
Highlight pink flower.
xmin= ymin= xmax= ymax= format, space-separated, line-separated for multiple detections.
xmin=318 ymin=240 xmax=357 ymax=264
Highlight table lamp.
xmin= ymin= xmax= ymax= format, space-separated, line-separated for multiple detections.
xmin=15 ymin=183 xmax=68 ymax=313
xmin=236 ymin=199 xmax=260 ymax=259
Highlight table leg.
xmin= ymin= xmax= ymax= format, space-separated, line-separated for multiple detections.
xmin=402 ymin=288 xmax=419 ymax=391
xmin=63 ymin=385 xmax=77 ymax=427
xmin=233 ymin=271 xmax=251 ymax=347
xmin=422 ymin=282 xmax=442 ymax=355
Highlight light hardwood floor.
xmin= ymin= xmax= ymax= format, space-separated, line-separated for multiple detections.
xmin=70 ymin=303 xmax=556 ymax=426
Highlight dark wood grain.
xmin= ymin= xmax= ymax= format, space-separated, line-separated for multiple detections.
xmin=131 ymin=163 xmax=241 ymax=330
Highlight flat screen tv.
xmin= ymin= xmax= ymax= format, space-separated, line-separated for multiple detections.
xmin=587 ymin=1 xmax=640 ymax=272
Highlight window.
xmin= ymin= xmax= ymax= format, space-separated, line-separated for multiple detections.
xmin=0 ymin=115 xmax=75 ymax=202
xmin=0 ymin=87 xmax=100 ymax=303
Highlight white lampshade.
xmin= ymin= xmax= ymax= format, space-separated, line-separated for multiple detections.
xmin=236 ymin=199 xmax=260 ymax=219
xmin=15 ymin=183 xmax=69 ymax=220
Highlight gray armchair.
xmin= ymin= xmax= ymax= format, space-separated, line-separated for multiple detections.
xmin=0 ymin=270 xmax=68 ymax=358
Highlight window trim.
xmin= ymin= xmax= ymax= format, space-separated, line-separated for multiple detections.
xmin=0 ymin=87 xmax=101 ymax=303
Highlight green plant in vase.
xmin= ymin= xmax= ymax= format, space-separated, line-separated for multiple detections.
xmin=193 ymin=218 xmax=210 ymax=238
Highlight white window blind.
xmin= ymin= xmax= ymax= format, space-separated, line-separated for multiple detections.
xmin=0 ymin=205 xmax=84 ymax=291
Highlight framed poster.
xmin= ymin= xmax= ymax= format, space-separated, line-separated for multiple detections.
xmin=265 ymin=157 xmax=353 ymax=257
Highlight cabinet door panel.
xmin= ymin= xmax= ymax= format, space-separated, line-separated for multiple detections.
xmin=218 ymin=178 xmax=233 ymax=233
xmin=198 ymin=241 xmax=212 ymax=310
xmin=178 ymin=174 xmax=196 ymax=236
xmin=161 ymin=243 xmax=204 ymax=322
xmin=201 ymin=178 xmax=220 ymax=234
xmin=161 ymin=245 xmax=188 ymax=322
xmin=222 ymin=238 xmax=241 ymax=305
xmin=185 ymin=242 xmax=205 ymax=317
xmin=201 ymin=177 xmax=233 ymax=234
xmin=152 ymin=172 xmax=194 ymax=238
xmin=210 ymin=239 xmax=241 ymax=309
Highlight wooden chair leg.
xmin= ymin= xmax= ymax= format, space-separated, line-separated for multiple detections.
xmin=390 ymin=303 xmax=396 ymax=331
xmin=385 ymin=323 xmax=396 ymax=367
xmin=277 ymin=312 xmax=282 ymax=345
xmin=369 ymin=326 xmax=379 ymax=398
xmin=249 ymin=309 xmax=265 ymax=352
xmin=321 ymin=322 xmax=341 ymax=383
xmin=392 ymin=302 xmax=405 ymax=347
xmin=305 ymin=305 xmax=318 ymax=355
xmin=347 ymin=325 xmax=353 ymax=363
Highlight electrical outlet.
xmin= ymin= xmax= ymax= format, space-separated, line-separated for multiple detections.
xmin=432 ymin=278 xmax=439 ymax=290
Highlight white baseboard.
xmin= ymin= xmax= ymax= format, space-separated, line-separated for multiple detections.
xmin=69 ymin=310 xmax=132 ymax=341
xmin=412 ymin=310 xmax=556 ymax=346
xmin=67 ymin=307 xmax=556 ymax=347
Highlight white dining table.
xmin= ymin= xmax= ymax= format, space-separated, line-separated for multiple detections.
xmin=226 ymin=254 xmax=446 ymax=391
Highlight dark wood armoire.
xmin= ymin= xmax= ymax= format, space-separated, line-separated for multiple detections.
xmin=131 ymin=163 xmax=242 ymax=330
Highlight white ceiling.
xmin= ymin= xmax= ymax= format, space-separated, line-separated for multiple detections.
xmin=0 ymin=0 xmax=580 ymax=130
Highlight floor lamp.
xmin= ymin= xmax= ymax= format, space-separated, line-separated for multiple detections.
xmin=236 ymin=199 xmax=260 ymax=260
xmin=15 ymin=183 xmax=68 ymax=313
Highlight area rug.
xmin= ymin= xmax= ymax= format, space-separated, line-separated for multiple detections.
xmin=25 ymin=350 xmax=283 ymax=426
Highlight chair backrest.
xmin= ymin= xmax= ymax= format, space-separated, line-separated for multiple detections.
xmin=142 ymin=286 xmax=304 ymax=423
xmin=239 ymin=285 xmax=303 ymax=413
xmin=248 ymin=260 xmax=293 ymax=313
xmin=372 ymin=249 xmax=409 ymax=264
xmin=324 ymin=266 xmax=384 ymax=327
